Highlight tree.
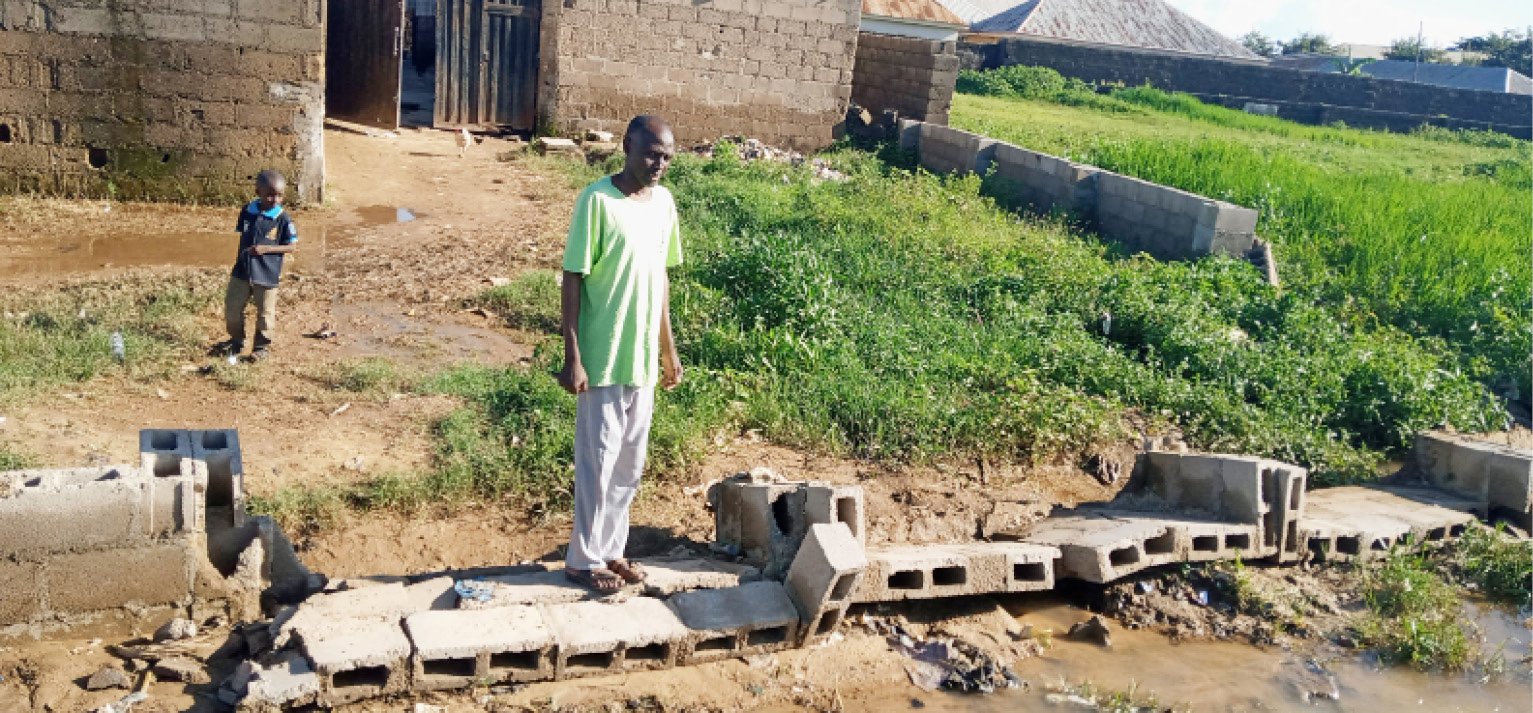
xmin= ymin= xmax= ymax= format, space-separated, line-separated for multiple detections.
xmin=1385 ymin=37 xmax=1449 ymax=63
xmin=1282 ymin=32 xmax=1338 ymax=55
xmin=1240 ymin=30 xmax=1277 ymax=58
xmin=1457 ymin=30 xmax=1532 ymax=75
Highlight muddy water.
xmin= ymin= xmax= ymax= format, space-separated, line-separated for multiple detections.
xmin=0 ymin=228 xmax=245 ymax=275
xmin=867 ymin=598 xmax=1530 ymax=713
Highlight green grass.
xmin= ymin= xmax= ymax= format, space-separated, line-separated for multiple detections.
xmin=0 ymin=442 xmax=39 ymax=470
xmin=320 ymin=357 xmax=420 ymax=398
xmin=469 ymin=273 xmax=562 ymax=333
xmin=950 ymin=77 xmax=1532 ymax=398
xmin=1452 ymin=524 xmax=1533 ymax=606
xmin=1359 ymin=545 xmax=1476 ymax=670
xmin=0 ymin=272 xmax=221 ymax=405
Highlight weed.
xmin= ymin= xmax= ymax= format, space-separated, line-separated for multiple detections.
xmin=323 ymin=357 xmax=419 ymax=398
xmin=247 ymin=483 xmax=347 ymax=533
xmin=1452 ymin=524 xmax=1533 ymax=606
xmin=0 ymin=442 xmax=39 ymax=470
xmin=211 ymin=360 xmax=263 ymax=392
xmin=471 ymin=272 xmax=562 ymax=333
xmin=1359 ymin=544 xmax=1475 ymax=670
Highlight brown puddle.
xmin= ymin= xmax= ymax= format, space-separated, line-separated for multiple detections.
xmin=0 ymin=228 xmax=243 ymax=275
xmin=862 ymin=597 xmax=1531 ymax=713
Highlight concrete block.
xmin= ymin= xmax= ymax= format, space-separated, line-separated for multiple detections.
xmin=667 ymin=582 xmax=800 ymax=664
xmin=460 ymin=569 xmax=596 ymax=609
xmin=543 ymin=598 xmax=690 ymax=679
xmin=278 ymin=582 xmax=414 ymax=647
xmin=0 ymin=560 xmax=44 ymax=625
xmin=243 ymin=652 xmax=320 ymax=710
xmin=140 ymin=428 xmax=193 ymax=478
xmin=855 ymin=542 xmax=1058 ymax=601
xmin=404 ymin=607 xmax=555 ymax=689
xmin=786 ymin=523 xmax=866 ymax=620
xmin=0 ymin=480 xmax=143 ymax=557
xmin=44 ymin=540 xmax=195 ymax=612
xmin=714 ymin=480 xmax=808 ymax=575
xmin=803 ymin=482 xmax=866 ymax=544
xmin=1020 ymin=513 xmax=1169 ymax=583
xmin=403 ymin=576 xmax=458 ymax=612
xmin=897 ymin=118 xmax=921 ymax=152
xmin=191 ymin=429 xmax=244 ymax=528
xmin=301 ymin=617 xmax=411 ymax=706
xmin=1300 ymin=486 xmax=1475 ymax=563
xmin=1213 ymin=203 xmax=1259 ymax=234
xmin=636 ymin=557 xmax=761 ymax=596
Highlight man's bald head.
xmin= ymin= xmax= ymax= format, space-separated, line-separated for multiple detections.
xmin=619 ymin=114 xmax=676 ymax=189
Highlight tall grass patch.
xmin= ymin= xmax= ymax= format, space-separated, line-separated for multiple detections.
xmin=951 ymin=79 xmax=1532 ymax=397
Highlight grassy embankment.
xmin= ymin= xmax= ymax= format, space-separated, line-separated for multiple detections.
xmin=251 ymin=129 xmax=1510 ymax=527
xmin=950 ymin=67 xmax=1532 ymax=401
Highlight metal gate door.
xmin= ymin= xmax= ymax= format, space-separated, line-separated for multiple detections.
xmin=435 ymin=0 xmax=541 ymax=130
xmin=326 ymin=0 xmax=406 ymax=129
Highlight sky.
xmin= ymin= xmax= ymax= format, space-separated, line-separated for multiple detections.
xmin=1163 ymin=0 xmax=1533 ymax=48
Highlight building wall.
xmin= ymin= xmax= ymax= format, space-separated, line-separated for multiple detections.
xmin=851 ymin=32 xmax=958 ymax=124
xmin=960 ymin=35 xmax=1533 ymax=139
xmin=538 ymin=0 xmax=861 ymax=151
xmin=0 ymin=0 xmax=325 ymax=203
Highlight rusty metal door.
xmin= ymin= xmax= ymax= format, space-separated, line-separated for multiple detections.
xmin=326 ymin=0 xmax=407 ymax=129
xmin=435 ymin=0 xmax=541 ymax=130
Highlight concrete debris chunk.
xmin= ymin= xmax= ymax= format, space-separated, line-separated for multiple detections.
xmin=1067 ymin=615 xmax=1112 ymax=647
xmin=85 ymin=663 xmax=131 ymax=690
xmin=241 ymin=652 xmax=320 ymax=710
xmin=153 ymin=617 xmax=197 ymax=642
xmin=667 ymin=581 xmax=801 ymax=664
xmin=637 ymin=557 xmax=761 ymax=596
xmin=153 ymin=656 xmax=210 ymax=683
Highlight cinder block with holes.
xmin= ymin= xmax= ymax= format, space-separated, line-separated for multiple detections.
xmin=786 ymin=523 xmax=866 ymax=617
xmin=403 ymin=606 xmax=554 ymax=690
xmin=139 ymin=428 xmax=193 ymax=479
xmin=1136 ymin=451 xmax=1308 ymax=559
xmin=300 ymin=617 xmax=413 ymax=707
xmin=714 ymin=480 xmax=809 ymax=576
xmin=1019 ymin=513 xmax=1170 ymax=584
xmin=190 ymin=428 xmax=244 ymax=530
xmin=667 ymin=581 xmax=800 ymax=665
xmin=854 ymin=542 xmax=1059 ymax=602
xmin=1299 ymin=486 xmax=1477 ymax=563
xmin=542 ymin=597 xmax=690 ymax=680
xmin=803 ymin=482 xmax=866 ymax=545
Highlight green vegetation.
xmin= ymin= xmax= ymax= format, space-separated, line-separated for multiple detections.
xmin=1359 ymin=546 xmax=1475 ymax=670
xmin=952 ymin=73 xmax=1531 ymax=402
xmin=470 ymin=272 xmax=562 ymax=333
xmin=0 ymin=272 xmax=220 ymax=405
xmin=0 ymin=442 xmax=39 ymax=470
xmin=321 ymin=357 xmax=420 ymax=398
xmin=1452 ymin=524 xmax=1533 ymax=606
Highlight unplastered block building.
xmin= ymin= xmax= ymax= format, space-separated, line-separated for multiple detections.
xmin=0 ymin=0 xmax=325 ymax=202
xmin=539 ymin=0 xmax=862 ymax=150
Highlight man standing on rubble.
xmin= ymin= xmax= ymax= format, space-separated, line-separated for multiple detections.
xmin=556 ymin=115 xmax=683 ymax=592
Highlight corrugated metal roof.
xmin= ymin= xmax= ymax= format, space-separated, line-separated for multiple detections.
xmin=863 ymin=0 xmax=967 ymax=26
xmin=1278 ymin=57 xmax=1533 ymax=95
xmin=937 ymin=0 xmax=1256 ymax=58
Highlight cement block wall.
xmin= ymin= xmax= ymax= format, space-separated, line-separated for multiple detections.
xmin=907 ymin=121 xmax=1260 ymax=260
xmin=959 ymin=35 xmax=1533 ymax=140
xmin=850 ymin=32 xmax=958 ymax=125
xmin=538 ymin=0 xmax=861 ymax=151
xmin=0 ymin=0 xmax=325 ymax=203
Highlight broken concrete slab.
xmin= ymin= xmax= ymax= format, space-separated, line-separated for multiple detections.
xmin=404 ymin=606 xmax=555 ymax=689
xmin=804 ymin=482 xmax=866 ymax=545
xmin=786 ymin=524 xmax=866 ymax=618
xmin=1415 ymin=431 xmax=1533 ymax=528
xmin=153 ymin=656 xmax=210 ymax=684
xmin=299 ymin=616 xmax=412 ymax=706
xmin=667 ymin=581 xmax=800 ymax=664
xmin=458 ymin=569 xmax=596 ymax=609
xmin=637 ymin=557 xmax=762 ymax=596
xmin=542 ymin=597 xmax=691 ymax=679
xmin=276 ymin=582 xmax=415 ymax=647
xmin=86 ymin=664 xmax=131 ymax=690
xmin=240 ymin=652 xmax=320 ymax=712
xmin=713 ymin=478 xmax=809 ymax=577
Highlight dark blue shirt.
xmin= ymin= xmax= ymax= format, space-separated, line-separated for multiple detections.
xmin=231 ymin=201 xmax=298 ymax=288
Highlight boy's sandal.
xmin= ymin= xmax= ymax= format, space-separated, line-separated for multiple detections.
xmin=565 ymin=567 xmax=624 ymax=593
xmin=608 ymin=559 xmax=647 ymax=584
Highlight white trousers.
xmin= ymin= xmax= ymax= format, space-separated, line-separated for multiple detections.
xmin=567 ymin=384 xmax=655 ymax=571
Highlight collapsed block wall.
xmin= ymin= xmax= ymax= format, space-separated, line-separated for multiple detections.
xmin=850 ymin=32 xmax=958 ymax=125
xmin=905 ymin=121 xmax=1259 ymax=260
xmin=538 ymin=0 xmax=861 ymax=151
xmin=0 ymin=463 xmax=201 ymax=634
xmin=0 ymin=0 xmax=325 ymax=203
xmin=959 ymin=35 xmax=1533 ymax=140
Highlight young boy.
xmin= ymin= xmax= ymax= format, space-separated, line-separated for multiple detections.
xmin=557 ymin=115 xmax=684 ymax=592
xmin=219 ymin=170 xmax=298 ymax=361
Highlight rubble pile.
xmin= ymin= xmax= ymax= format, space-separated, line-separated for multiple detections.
xmin=690 ymin=137 xmax=848 ymax=181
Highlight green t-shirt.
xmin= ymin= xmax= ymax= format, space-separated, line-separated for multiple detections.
xmin=562 ymin=176 xmax=683 ymax=388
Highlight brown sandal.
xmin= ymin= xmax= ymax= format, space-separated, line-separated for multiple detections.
xmin=565 ymin=567 xmax=624 ymax=592
xmin=608 ymin=559 xmax=647 ymax=584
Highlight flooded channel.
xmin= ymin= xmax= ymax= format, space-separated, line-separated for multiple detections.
xmin=879 ymin=597 xmax=1531 ymax=712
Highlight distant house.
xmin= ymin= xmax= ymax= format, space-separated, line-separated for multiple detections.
xmin=937 ymin=0 xmax=1256 ymax=58
xmin=862 ymin=0 xmax=967 ymax=41
xmin=1273 ymin=57 xmax=1533 ymax=95
xmin=852 ymin=0 xmax=968 ymax=123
